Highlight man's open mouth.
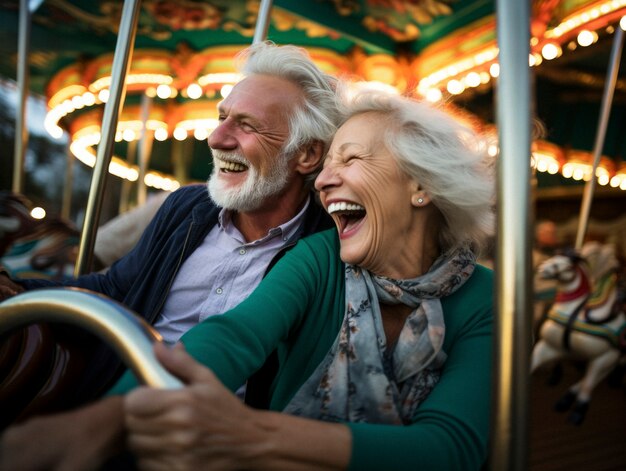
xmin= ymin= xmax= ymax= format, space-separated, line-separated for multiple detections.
xmin=216 ymin=158 xmax=248 ymax=173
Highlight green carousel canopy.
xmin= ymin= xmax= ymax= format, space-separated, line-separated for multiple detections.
xmin=0 ymin=0 xmax=625 ymax=191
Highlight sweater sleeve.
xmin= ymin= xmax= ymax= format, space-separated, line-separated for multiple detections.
xmin=346 ymin=267 xmax=494 ymax=471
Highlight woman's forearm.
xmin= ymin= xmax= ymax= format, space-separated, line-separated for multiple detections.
xmin=248 ymin=411 xmax=352 ymax=471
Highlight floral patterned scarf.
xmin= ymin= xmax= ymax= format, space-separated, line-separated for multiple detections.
xmin=284 ymin=247 xmax=476 ymax=424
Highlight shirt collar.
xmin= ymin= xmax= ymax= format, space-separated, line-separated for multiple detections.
xmin=218 ymin=195 xmax=311 ymax=245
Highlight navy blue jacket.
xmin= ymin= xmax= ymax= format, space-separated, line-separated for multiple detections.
xmin=19 ymin=184 xmax=333 ymax=401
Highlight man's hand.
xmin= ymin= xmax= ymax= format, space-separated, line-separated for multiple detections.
xmin=0 ymin=272 xmax=24 ymax=301
xmin=125 ymin=343 xmax=267 ymax=471
xmin=0 ymin=396 xmax=125 ymax=471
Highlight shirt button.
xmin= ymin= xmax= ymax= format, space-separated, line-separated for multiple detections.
xmin=216 ymin=288 xmax=223 ymax=294
xmin=239 ymin=249 xmax=246 ymax=255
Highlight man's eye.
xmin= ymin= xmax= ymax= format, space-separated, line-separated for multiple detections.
xmin=241 ymin=122 xmax=256 ymax=131
xmin=217 ymin=115 xmax=226 ymax=122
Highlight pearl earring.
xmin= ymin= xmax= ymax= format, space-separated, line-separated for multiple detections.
xmin=412 ymin=195 xmax=424 ymax=206
xmin=417 ymin=197 xmax=424 ymax=204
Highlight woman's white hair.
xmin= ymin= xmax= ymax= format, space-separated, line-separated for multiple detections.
xmin=338 ymin=88 xmax=496 ymax=254
xmin=236 ymin=42 xmax=340 ymax=181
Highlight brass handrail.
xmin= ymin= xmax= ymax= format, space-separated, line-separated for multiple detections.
xmin=0 ymin=288 xmax=182 ymax=389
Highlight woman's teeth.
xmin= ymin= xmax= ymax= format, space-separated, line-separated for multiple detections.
xmin=327 ymin=202 xmax=365 ymax=214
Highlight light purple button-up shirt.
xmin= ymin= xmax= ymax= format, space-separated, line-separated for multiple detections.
xmin=154 ymin=197 xmax=311 ymax=344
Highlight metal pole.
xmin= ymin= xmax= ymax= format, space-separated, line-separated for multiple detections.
xmin=574 ymin=26 xmax=624 ymax=250
xmin=252 ymin=0 xmax=273 ymax=44
xmin=136 ymin=93 xmax=153 ymax=206
xmin=74 ymin=0 xmax=141 ymax=276
xmin=491 ymin=1 xmax=532 ymax=470
xmin=61 ymin=146 xmax=74 ymax=220
xmin=12 ymin=0 xmax=31 ymax=194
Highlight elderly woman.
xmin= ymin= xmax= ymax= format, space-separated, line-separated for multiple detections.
xmin=113 ymin=89 xmax=496 ymax=471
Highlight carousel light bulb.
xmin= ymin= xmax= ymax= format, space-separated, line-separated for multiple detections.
xmin=610 ymin=175 xmax=620 ymax=187
xmin=61 ymin=100 xmax=74 ymax=114
xmin=173 ymin=128 xmax=187 ymax=141
xmin=577 ymin=30 xmax=597 ymax=47
xmin=82 ymin=92 xmax=96 ymax=106
xmin=220 ymin=84 xmax=234 ymax=98
xmin=446 ymin=79 xmax=465 ymax=95
xmin=187 ymin=83 xmax=203 ymax=100
xmin=598 ymin=174 xmax=610 ymax=185
xmin=489 ymin=63 xmax=500 ymax=78
xmin=572 ymin=168 xmax=585 ymax=180
xmin=146 ymin=87 xmax=157 ymax=98
xmin=154 ymin=128 xmax=168 ymax=141
xmin=156 ymin=84 xmax=172 ymax=99
xmin=115 ymin=131 xmax=123 ymax=142
xmin=548 ymin=163 xmax=559 ymax=174
xmin=30 ymin=207 xmax=46 ymax=219
xmin=98 ymin=89 xmax=110 ymax=103
xmin=194 ymin=128 xmax=209 ymax=140
xmin=71 ymin=95 xmax=85 ymax=109
xmin=122 ymin=129 xmax=136 ymax=142
xmin=465 ymin=72 xmax=481 ymax=87
xmin=621 ymin=180 xmax=626 ymax=191
xmin=562 ymin=165 xmax=573 ymax=178
xmin=425 ymin=88 xmax=442 ymax=103
xmin=620 ymin=16 xmax=626 ymax=31
xmin=127 ymin=168 xmax=139 ymax=181
xmin=537 ymin=160 xmax=548 ymax=172
xmin=541 ymin=43 xmax=561 ymax=60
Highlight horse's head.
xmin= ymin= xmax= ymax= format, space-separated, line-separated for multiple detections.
xmin=537 ymin=252 xmax=584 ymax=283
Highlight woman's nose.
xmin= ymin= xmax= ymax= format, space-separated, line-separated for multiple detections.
xmin=314 ymin=163 xmax=342 ymax=192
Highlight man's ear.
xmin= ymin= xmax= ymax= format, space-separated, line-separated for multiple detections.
xmin=295 ymin=141 xmax=324 ymax=176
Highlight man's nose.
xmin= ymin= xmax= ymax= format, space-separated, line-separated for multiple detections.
xmin=208 ymin=121 xmax=237 ymax=150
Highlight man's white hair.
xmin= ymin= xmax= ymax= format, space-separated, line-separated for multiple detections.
xmin=235 ymin=42 xmax=340 ymax=183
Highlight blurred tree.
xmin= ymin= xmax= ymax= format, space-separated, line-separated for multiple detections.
xmin=0 ymin=78 xmax=91 ymax=223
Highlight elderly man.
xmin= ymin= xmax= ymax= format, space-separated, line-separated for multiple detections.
xmin=0 ymin=42 xmax=337 ymax=406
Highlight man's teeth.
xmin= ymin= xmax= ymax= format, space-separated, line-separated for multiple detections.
xmin=327 ymin=202 xmax=365 ymax=214
xmin=220 ymin=161 xmax=247 ymax=172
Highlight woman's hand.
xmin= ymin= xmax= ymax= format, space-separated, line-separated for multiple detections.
xmin=125 ymin=343 xmax=352 ymax=471
xmin=124 ymin=343 xmax=269 ymax=471
xmin=0 ymin=396 xmax=125 ymax=471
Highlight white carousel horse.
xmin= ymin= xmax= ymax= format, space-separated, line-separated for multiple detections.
xmin=0 ymin=191 xmax=79 ymax=280
xmin=531 ymin=242 xmax=626 ymax=425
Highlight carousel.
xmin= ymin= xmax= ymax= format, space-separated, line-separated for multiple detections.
xmin=0 ymin=1 xmax=625 ymax=469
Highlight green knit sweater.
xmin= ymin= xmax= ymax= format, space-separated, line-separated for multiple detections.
xmin=111 ymin=228 xmax=494 ymax=470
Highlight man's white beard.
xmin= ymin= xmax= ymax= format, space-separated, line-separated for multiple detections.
xmin=207 ymin=149 xmax=291 ymax=211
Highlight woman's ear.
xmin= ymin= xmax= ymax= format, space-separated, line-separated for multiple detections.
xmin=295 ymin=141 xmax=324 ymax=176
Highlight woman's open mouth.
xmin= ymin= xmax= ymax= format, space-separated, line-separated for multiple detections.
xmin=327 ymin=201 xmax=366 ymax=237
